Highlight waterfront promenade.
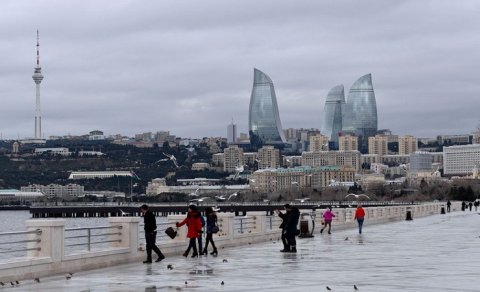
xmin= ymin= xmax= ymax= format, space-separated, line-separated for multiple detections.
xmin=8 ymin=211 xmax=479 ymax=292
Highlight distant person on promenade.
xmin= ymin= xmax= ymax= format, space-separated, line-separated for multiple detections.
xmin=198 ymin=214 xmax=206 ymax=255
xmin=474 ymin=200 xmax=479 ymax=212
xmin=284 ymin=204 xmax=300 ymax=253
xmin=461 ymin=201 xmax=466 ymax=211
xmin=140 ymin=204 xmax=165 ymax=263
xmin=446 ymin=200 xmax=451 ymax=212
xmin=176 ymin=205 xmax=203 ymax=258
xmin=275 ymin=206 xmax=291 ymax=252
xmin=468 ymin=201 xmax=473 ymax=211
xmin=354 ymin=204 xmax=365 ymax=234
xmin=202 ymin=207 xmax=218 ymax=256
xmin=320 ymin=207 xmax=335 ymax=234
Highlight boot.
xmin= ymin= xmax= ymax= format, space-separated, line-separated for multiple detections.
xmin=320 ymin=228 xmax=324 ymax=234
xmin=143 ymin=258 xmax=152 ymax=264
xmin=280 ymin=246 xmax=289 ymax=252
xmin=202 ymin=248 xmax=208 ymax=256
xmin=155 ymin=253 xmax=165 ymax=262
xmin=210 ymin=248 xmax=218 ymax=256
xmin=191 ymin=252 xmax=198 ymax=258
xmin=182 ymin=251 xmax=188 ymax=257
xmin=290 ymin=246 xmax=297 ymax=253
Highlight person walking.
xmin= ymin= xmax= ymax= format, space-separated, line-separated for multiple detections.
xmin=176 ymin=205 xmax=203 ymax=258
xmin=461 ymin=201 xmax=466 ymax=211
xmin=275 ymin=207 xmax=290 ymax=252
xmin=474 ymin=200 xmax=479 ymax=212
xmin=202 ymin=207 xmax=218 ymax=256
xmin=468 ymin=201 xmax=473 ymax=211
xmin=284 ymin=204 xmax=300 ymax=253
xmin=446 ymin=200 xmax=451 ymax=212
xmin=354 ymin=204 xmax=365 ymax=234
xmin=320 ymin=207 xmax=335 ymax=234
xmin=140 ymin=204 xmax=165 ymax=263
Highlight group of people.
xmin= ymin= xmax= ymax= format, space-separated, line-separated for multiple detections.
xmin=460 ymin=200 xmax=479 ymax=212
xmin=139 ymin=204 xmax=218 ymax=264
xmin=140 ymin=203 xmax=367 ymax=263
xmin=317 ymin=204 xmax=365 ymax=235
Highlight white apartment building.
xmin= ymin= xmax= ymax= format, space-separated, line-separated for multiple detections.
xmin=35 ymin=147 xmax=70 ymax=156
xmin=443 ymin=144 xmax=480 ymax=176
xmin=301 ymin=150 xmax=361 ymax=171
xmin=146 ymin=178 xmax=170 ymax=195
xmin=21 ymin=184 xmax=84 ymax=197
xmin=68 ymin=171 xmax=133 ymax=180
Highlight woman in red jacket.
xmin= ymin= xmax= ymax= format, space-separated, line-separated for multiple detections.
xmin=354 ymin=204 xmax=365 ymax=234
xmin=176 ymin=205 xmax=203 ymax=257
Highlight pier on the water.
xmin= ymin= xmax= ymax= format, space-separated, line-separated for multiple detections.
xmin=1 ymin=202 xmax=476 ymax=292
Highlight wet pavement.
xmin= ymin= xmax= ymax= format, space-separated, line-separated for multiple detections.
xmin=8 ymin=211 xmax=480 ymax=292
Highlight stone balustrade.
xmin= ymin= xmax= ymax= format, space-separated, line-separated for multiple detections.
xmin=0 ymin=201 xmax=461 ymax=282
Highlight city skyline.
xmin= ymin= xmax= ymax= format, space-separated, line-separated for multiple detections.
xmin=0 ymin=1 xmax=479 ymax=139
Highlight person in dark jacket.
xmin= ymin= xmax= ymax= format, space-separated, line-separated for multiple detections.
xmin=446 ymin=200 xmax=451 ymax=212
xmin=140 ymin=204 xmax=165 ymax=263
xmin=275 ymin=207 xmax=290 ymax=252
xmin=284 ymin=204 xmax=300 ymax=253
xmin=202 ymin=207 xmax=218 ymax=256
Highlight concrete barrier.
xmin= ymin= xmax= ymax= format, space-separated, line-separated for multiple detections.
xmin=0 ymin=201 xmax=461 ymax=282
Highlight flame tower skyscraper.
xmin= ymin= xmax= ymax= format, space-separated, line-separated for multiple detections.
xmin=32 ymin=30 xmax=44 ymax=139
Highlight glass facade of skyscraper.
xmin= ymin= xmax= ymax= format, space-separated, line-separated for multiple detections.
xmin=343 ymin=73 xmax=378 ymax=153
xmin=321 ymin=84 xmax=345 ymax=148
xmin=249 ymin=68 xmax=286 ymax=147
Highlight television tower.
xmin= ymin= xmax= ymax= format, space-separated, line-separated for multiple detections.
xmin=32 ymin=30 xmax=44 ymax=139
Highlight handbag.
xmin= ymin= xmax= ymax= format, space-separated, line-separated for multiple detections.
xmin=211 ymin=225 xmax=219 ymax=234
xmin=165 ymin=227 xmax=177 ymax=239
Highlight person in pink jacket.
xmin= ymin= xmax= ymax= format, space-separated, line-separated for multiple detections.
xmin=320 ymin=207 xmax=335 ymax=234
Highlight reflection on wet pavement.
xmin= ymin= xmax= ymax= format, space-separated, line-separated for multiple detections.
xmin=12 ymin=212 xmax=480 ymax=291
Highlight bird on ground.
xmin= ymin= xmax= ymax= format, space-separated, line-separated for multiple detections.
xmin=185 ymin=281 xmax=188 ymax=285
xmin=222 ymin=259 xmax=228 ymax=263
xmin=326 ymin=286 xmax=332 ymax=290
xmin=34 ymin=278 xmax=40 ymax=283
xmin=15 ymin=281 xmax=19 ymax=285
xmin=354 ymin=284 xmax=359 ymax=290
xmin=221 ymin=281 xmax=224 ymax=285
xmin=295 ymin=198 xmax=310 ymax=203
xmin=345 ymin=237 xmax=349 ymax=241
xmin=227 ymin=192 xmax=238 ymax=201
xmin=167 ymin=264 xmax=174 ymax=270
xmin=10 ymin=282 xmax=14 ymax=286
xmin=66 ymin=273 xmax=73 ymax=280
xmin=163 ymin=152 xmax=179 ymax=168
xmin=0 ymin=282 xmax=4 ymax=286
xmin=345 ymin=194 xmax=370 ymax=200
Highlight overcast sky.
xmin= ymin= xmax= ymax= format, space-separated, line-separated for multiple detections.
xmin=0 ymin=0 xmax=479 ymax=140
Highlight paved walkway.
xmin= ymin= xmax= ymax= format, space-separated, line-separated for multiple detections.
xmin=7 ymin=211 xmax=480 ymax=292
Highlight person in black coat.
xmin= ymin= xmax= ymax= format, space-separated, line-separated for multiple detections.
xmin=275 ymin=207 xmax=290 ymax=252
xmin=284 ymin=204 xmax=300 ymax=253
xmin=140 ymin=204 xmax=165 ymax=263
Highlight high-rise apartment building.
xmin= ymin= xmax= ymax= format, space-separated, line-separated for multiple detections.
xmin=223 ymin=145 xmax=245 ymax=172
xmin=339 ymin=134 xmax=358 ymax=151
xmin=257 ymin=146 xmax=280 ymax=169
xmin=399 ymin=135 xmax=418 ymax=155
xmin=409 ymin=151 xmax=433 ymax=172
xmin=248 ymin=68 xmax=286 ymax=147
xmin=343 ymin=74 xmax=378 ymax=153
xmin=321 ymin=85 xmax=345 ymax=148
xmin=443 ymin=144 xmax=480 ymax=176
xmin=309 ymin=134 xmax=329 ymax=152
xmin=368 ymin=135 xmax=388 ymax=156
xmin=227 ymin=121 xmax=237 ymax=144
